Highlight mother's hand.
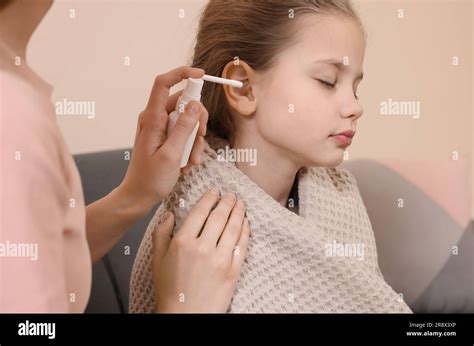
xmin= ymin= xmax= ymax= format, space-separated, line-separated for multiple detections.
xmin=152 ymin=189 xmax=251 ymax=313
xmin=119 ymin=66 xmax=209 ymax=214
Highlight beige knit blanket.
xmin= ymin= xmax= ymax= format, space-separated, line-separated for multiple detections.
xmin=129 ymin=137 xmax=412 ymax=313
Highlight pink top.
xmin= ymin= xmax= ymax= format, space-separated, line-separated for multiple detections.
xmin=0 ymin=44 xmax=91 ymax=312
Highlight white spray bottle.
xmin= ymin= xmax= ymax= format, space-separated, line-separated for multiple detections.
xmin=167 ymin=75 xmax=243 ymax=168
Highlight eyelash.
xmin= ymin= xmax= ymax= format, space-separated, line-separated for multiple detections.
xmin=317 ymin=79 xmax=359 ymax=100
xmin=318 ymin=79 xmax=336 ymax=88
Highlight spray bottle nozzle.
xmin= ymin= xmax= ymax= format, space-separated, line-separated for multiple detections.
xmin=179 ymin=75 xmax=243 ymax=109
xmin=202 ymin=75 xmax=244 ymax=88
xmin=181 ymin=78 xmax=204 ymax=104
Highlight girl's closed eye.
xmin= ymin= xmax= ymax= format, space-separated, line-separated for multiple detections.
xmin=317 ymin=79 xmax=336 ymax=88
xmin=316 ymin=78 xmax=360 ymax=100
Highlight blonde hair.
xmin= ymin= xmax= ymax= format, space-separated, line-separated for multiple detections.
xmin=191 ymin=0 xmax=364 ymax=142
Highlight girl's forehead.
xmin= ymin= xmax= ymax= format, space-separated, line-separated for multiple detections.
xmin=290 ymin=14 xmax=366 ymax=65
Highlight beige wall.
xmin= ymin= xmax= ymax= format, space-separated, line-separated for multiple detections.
xmin=28 ymin=0 xmax=473 ymax=217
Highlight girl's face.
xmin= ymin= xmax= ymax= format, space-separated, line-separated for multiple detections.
xmin=252 ymin=14 xmax=365 ymax=168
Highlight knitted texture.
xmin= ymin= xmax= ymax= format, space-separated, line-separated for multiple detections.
xmin=129 ymin=137 xmax=412 ymax=313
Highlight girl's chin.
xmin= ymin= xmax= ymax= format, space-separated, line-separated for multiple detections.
xmin=280 ymin=143 xmax=346 ymax=168
xmin=303 ymin=150 xmax=345 ymax=168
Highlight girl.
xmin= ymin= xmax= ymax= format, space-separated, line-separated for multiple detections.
xmin=130 ymin=0 xmax=412 ymax=313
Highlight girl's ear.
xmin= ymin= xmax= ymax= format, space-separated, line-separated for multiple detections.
xmin=221 ymin=60 xmax=257 ymax=117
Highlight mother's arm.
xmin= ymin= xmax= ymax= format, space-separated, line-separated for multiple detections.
xmin=85 ymin=66 xmax=208 ymax=263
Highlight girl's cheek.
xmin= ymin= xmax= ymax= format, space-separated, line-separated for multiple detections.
xmin=298 ymin=103 xmax=333 ymax=137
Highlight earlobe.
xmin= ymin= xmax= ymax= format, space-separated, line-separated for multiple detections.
xmin=221 ymin=61 xmax=257 ymax=117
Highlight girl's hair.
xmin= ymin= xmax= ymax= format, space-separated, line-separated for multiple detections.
xmin=0 ymin=0 xmax=13 ymax=10
xmin=191 ymin=0 xmax=364 ymax=142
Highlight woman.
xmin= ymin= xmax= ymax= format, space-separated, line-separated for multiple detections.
xmin=0 ymin=0 xmax=249 ymax=313
xmin=130 ymin=0 xmax=412 ymax=313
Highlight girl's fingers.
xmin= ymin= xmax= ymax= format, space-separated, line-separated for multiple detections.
xmin=199 ymin=193 xmax=236 ymax=245
xmin=230 ymin=217 xmax=251 ymax=277
xmin=216 ymin=200 xmax=246 ymax=260
xmin=179 ymin=188 xmax=220 ymax=238
xmin=152 ymin=211 xmax=175 ymax=264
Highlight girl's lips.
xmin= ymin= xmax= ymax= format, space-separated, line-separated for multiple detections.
xmin=330 ymin=134 xmax=353 ymax=146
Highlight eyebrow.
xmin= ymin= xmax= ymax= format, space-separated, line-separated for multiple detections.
xmin=313 ymin=58 xmax=364 ymax=81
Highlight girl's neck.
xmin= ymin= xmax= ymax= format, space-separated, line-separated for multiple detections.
xmin=233 ymin=131 xmax=300 ymax=207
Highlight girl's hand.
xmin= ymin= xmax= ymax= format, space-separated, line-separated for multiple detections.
xmin=118 ymin=66 xmax=209 ymax=216
xmin=151 ymin=189 xmax=251 ymax=313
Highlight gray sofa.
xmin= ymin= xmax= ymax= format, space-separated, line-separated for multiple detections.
xmin=74 ymin=149 xmax=473 ymax=313
xmin=75 ymin=149 xmax=157 ymax=313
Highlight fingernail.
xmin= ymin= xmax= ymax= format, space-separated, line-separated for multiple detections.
xmin=223 ymin=192 xmax=236 ymax=201
xmin=236 ymin=200 xmax=245 ymax=209
xmin=209 ymin=187 xmax=219 ymax=196
xmin=187 ymin=101 xmax=200 ymax=116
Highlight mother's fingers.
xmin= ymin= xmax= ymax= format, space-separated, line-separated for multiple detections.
xmin=166 ymin=91 xmax=208 ymax=137
xmin=178 ymin=188 xmax=220 ymax=238
xmin=197 ymin=103 xmax=209 ymax=137
xmin=199 ymin=193 xmax=236 ymax=245
xmin=146 ymin=66 xmax=205 ymax=114
xmin=152 ymin=211 xmax=175 ymax=265
xmin=216 ymin=200 xmax=246 ymax=262
xmin=190 ymin=135 xmax=205 ymax=165
xmin=230 ymin=217 xmax=251 ymax=276
xmin=166 ymin=90 xmax=183 ymax=114
xmin=181 ymin=135 xmax=205 ymax=175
